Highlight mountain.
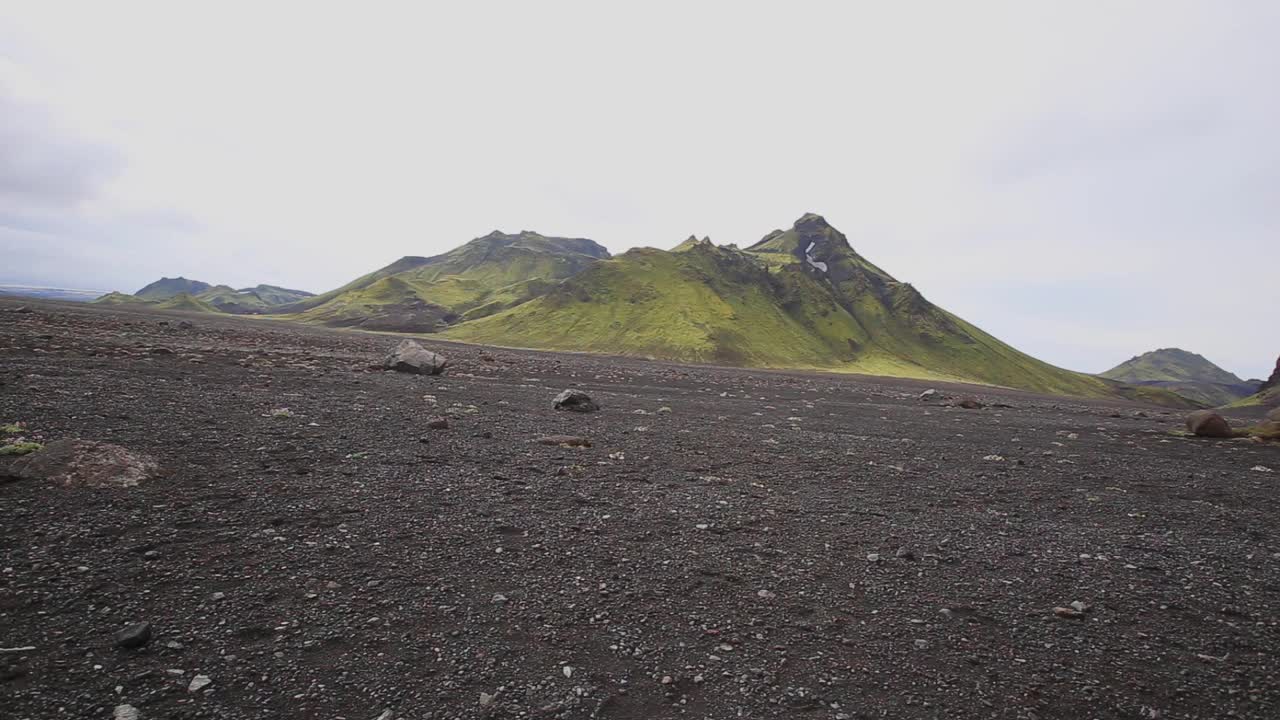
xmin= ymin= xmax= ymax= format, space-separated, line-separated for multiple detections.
xmin=194 ymin=284 xmax=314 ymax=314
xmin=96 ymin=280 xmax=314 ymax=315
xmin=283 ymin=231 xmax=610 ymax=332
xmin=443 ymin=214 xmax=1190 ymax=402
xmin=135 ymin=277 xmax=213 ymax=300
xmin=1100 ymin=348 xmax=1261 ymax=406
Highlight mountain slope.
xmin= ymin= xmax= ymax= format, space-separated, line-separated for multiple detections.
xmin=135 ymin=277 xmax=212 ymax=300
xmin=444 ymin=214 xmax=1190 ymax=402
xmin=1231 ymin=355 xmax=1280 ymax=409
xmin=283 ymin=231 xmax=610 ymax=332
xmin=1101 ymin=348 xmax=1259 ymax=406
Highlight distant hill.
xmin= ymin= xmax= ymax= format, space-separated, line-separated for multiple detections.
xmin=1100 ymin=348 xmax=1259 ymax=406
xmin=135 ymin=277 xmax=212 ymax=300
xmin=96 ymin=279 xmax=314 ymax=315
xmin=443 ymin=214 xmax=1193 ymax=404
xmin=282 ymin=231 xmax=611 ymax=332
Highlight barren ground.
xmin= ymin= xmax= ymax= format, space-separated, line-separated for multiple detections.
xmin=2 ymin=298 xmax=1278 ymax=720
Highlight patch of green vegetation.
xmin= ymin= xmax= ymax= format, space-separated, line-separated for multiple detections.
xmin=0 ymin=441 xmax=43 ymax=456
xmin=152 ymin=293 xmax=220 ymax=313
xmin=91 ymin=291 xmax=152 ymax=305
xmin=2 ymin=423 xmax=24 ymax=434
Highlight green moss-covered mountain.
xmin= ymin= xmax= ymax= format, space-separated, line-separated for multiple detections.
xmin=1100 ymin=348 xmax=1260 ymax=406
xmin=95 ymin=279 xmax=314 ymax=314
xmin=135 ymin=277 xmax=213 ymax=300
xmin=279 ymin=231 xmax=611 ymax=332
xmin=443 ymin=214 xmax=1189 ymax=402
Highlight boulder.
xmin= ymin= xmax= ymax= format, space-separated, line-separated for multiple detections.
xmin=1185 ymin=410 xmax=1233 ymax=438
xmin=553 ymin=390 xmax=599 ymax=413
xmin=382 ymin=340 xmax=448 ymax=375
xmin=4 ymin=440 xmax=160 ymax=488
xmin=919 ymin=389 xmax=942 ymax=401
xmin=1268 ymin=406 xmax=1280 ymax=423
xmin=955 ymin=398 xmax=984 ymax=410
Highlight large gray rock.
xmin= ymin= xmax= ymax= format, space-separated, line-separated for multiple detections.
xmin=1185 ymin=410 xmax=1233 ymax=439
xmin=5 ymin=440 xmax=160 ymax=488
xmin=553 ymin=390 xmax=599 ymax=413
xmin=382 ymin=340 xmax=448 ymax=375
xmin=1267 ymin=406 xmax=1280 ymax=423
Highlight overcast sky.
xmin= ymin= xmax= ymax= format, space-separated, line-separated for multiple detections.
xmin=1 ymin=1 xmax=1276 ymax=378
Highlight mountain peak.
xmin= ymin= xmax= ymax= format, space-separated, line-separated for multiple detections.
xmin=794 ymin=213 xmax=832 ymax=231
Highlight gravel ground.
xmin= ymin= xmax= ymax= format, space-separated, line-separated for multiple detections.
xmin=2 ymin=298 xmax=1278 ymax=720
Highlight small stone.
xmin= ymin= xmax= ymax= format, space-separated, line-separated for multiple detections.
xmin=426 ymin=416 xmax=449 ymax=430
xmin=491 ymin=593 xmax=508 ymax=604
xmin=1053 ymin=606 xmax=1084 ymax=619
xmin=114 ymin=705 xmax=140 ymax=720
xmin=1252 ymin=465 xmax=1273 ymax=473
xmin=914 ymin=639 xmax=929 ymax=650
xmin=188 ymin=674 xmax=212 ymax=692
xmin=866 ymin=553 xmax=881 ymax=563
xmin=919 ymin=389 xmax=940 ymax=401
xmin=983 ymin=454 xmax=1005 ymax=462
xmin=562 ymin=665 xmax=574 ymax=678
xmin=479 ymin=692 xmax=495 ymax=706
xmin=115 ymin=622 xmax=153 ymax=649
xmin=661 ymin=675 xmax=673 ymax=685
xmin=1070 ymin=600 xmax=1089 ymax=613
xmin=895 ymin=547 xmax=916 ymax=561
xmin=757 ymin=589 xmax=776 ymax=599
xmin=142 ymin=550 xmax=161 ymax=560
xmin=956 ymin=398 xmax=984 ymax=409
xmin=211 ymin=592 xmax=226 ymax=601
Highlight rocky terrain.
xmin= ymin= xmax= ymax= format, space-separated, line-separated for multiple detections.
xmin=2 ymin=298 xmax=1279 ymax=720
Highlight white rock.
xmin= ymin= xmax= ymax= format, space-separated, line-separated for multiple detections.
xmin=188 ymin=674 xmax=212 ymax=692
xmin=562 ymin=665 xmax=574 ymax=678
xmin=1251 ymin=465 xmax=1273 ymax=473
xmin=114 ymin=705 xmax=140 ymax=720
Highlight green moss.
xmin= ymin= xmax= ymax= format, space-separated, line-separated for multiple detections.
xmin=0 ymin=441 xmax=42 ymax=456
xmin=2 ymin=423 xmax=23 ymax=434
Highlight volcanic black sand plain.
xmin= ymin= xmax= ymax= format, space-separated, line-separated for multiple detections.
xmin=2 ymin=298 xmax=1278 ymax=720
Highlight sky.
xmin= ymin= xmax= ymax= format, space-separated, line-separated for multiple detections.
xmin=1 ymin=1 xmax=1276 ymax=379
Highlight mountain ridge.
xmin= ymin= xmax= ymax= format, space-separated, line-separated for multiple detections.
xmin=1100 ymin=348 xmax=1259 ymax=406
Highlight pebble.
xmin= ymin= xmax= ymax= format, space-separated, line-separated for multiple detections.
xmin=866 ymin=553 xmax=881 ymax=563
xmin=188 ymin=674 xmax=212 ymax=692
xmin=114 ymin=705 xmax=140 ymax=720
xmin=115 ymin=622 xmax=152 ymax=649
xmin=562 ymin=666 xmax=574 ymax=678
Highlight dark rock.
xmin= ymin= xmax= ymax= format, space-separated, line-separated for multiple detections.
xmin=956 ymin=398 xmax=984 ymax=410
xmin=426 ymin=416 xmax=449 ymax=430
xmin=381 ymin=340 xmax=448 ymax=375
xmin=553 ymin=390 xmax=599 ymax=413
xmin=178 ymin=321 xmax=195 ymax=329
xmin=4 ymin=439 xmax=160 ymax=488
xmin=13 ymin=306 xmax=32 ymax=314
xmin=115 ymin=622 xmax=153 ymax=649
xmin=149 ymin=347 xmax=175 ymax=355
xmin=895 ymin=547 xmax=917 ymax=561
xmin=1268 ymin=407 xmax=1280 ymax=423
xmin=1185 ymin=410 xmax=1233 ymax=438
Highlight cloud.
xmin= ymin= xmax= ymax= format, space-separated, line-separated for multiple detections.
xmin=0 ymin=79 xmax=122 ymax=211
